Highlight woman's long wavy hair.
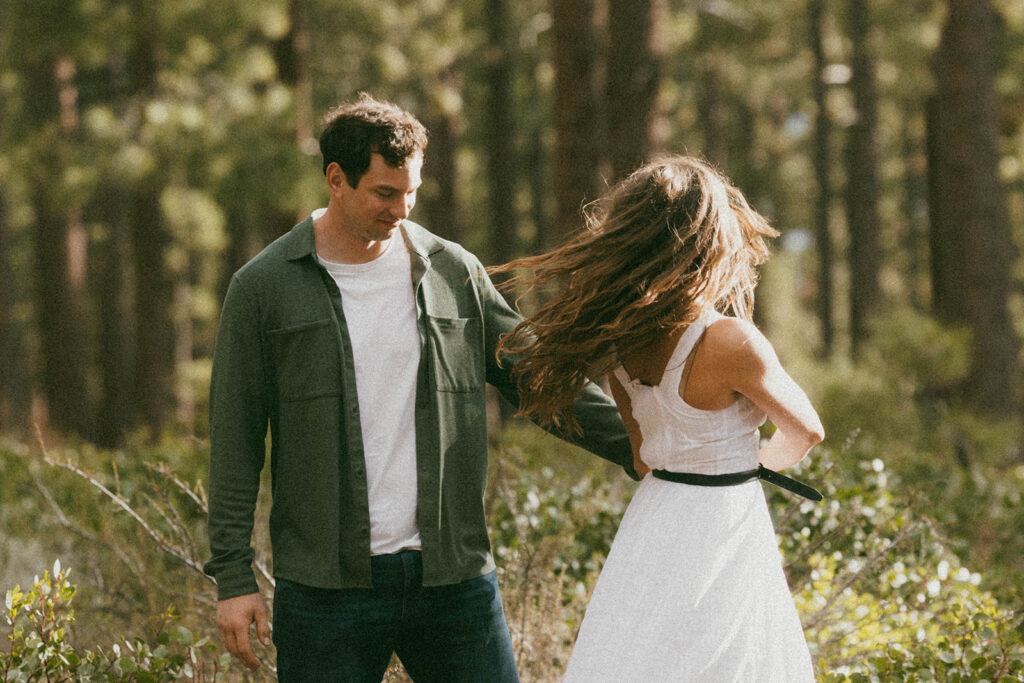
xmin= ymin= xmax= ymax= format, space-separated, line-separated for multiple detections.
xmin=491 ymin=155 xmax=779 ymax=435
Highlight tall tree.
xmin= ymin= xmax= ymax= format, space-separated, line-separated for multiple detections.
xmin=482 ymin=0 xmax=519 ymax=267
xmin=844 ymin=0 xmax=882 ymax=358
xmin=94 ymin=179 xmax=135 ymax=446
xmin=810 ymin=0 xmax=835 ymax=356
xmin=0 ymin=3 xmax=31 ymax=433
xmin=606 ymin=0 xmax=665 ymax=181
xmin=928 ymin=0 xmax=1018 ymax=416
xmin=0 ymin=186 xmax=30 ymax=433
xmin=27 ymin=52 xmax=92 ymax=437
xmin=901 ymin=113 xmax=929 ymax=310
xmin=552 ymin=0 xmax=603 ymax=239
xmin=128 ymin=0 xmax=177 ymax=437
xmin=419 ymin=95 xmax=462 ymax=244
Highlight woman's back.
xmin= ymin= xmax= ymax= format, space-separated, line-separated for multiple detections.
xmin=612 ymin=310 xmax=766 ymax=475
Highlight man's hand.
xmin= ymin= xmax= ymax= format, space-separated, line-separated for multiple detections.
xmin=216 ymin=593 xmax=272 ymax=671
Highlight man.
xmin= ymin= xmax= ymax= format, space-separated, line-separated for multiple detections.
xmin=204 ymin=93 xmax=637 ymax=682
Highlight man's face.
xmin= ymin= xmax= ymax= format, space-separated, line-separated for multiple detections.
xmin=334 ymin=152 xmax=423 ymax=244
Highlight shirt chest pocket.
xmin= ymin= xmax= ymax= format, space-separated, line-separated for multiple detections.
xmin=426 ymin=316 xmax=483 ymax=393
xmin=266 ymin=318 xmax=343 ymax=402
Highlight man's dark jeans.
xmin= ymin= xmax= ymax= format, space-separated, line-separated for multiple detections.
xmin=273 ymin=550 xmax=519 ymax=682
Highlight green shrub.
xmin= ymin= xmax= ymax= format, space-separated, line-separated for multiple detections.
xmin=488 ymin=424 xmax=1024 ymax=681
xmin=1 ymin=561 xmax=231 ymax=681
xmin=3 ymin=380 xmax=1023 ymax=681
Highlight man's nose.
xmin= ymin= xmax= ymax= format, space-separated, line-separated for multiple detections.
xmin=392 ymin=195 xmax=414 ymax=219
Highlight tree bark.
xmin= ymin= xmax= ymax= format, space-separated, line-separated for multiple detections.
xmin=129 ymin=0 xmax=176 ymax=437
xmin=290 ymin=0 xmax=315 ymax=153
xmin=29 ymin=56 xmax=92 ymax=437
xmin=483 ymin=0 xmax=518 ymax=266
xmin=552 ymin=0 xmax=603 ymax=239
xmin=606 ymin=0 xmax=665 ymax=181
xmin=0 ymin=187 xmax=31 ymax=433
xmin=844 ymin=0 xmax=882 ymax=359
xmin=925 ymin=98 xmax=966 ymax=322
xmin=419 ymin=105 xmax=462 ymax=243
xmin=901 ymin=113 xmax=928 ymax=311
xmin=94 ymin=182 xmax=135 ymax=447
xmin=810 ymin=0 xmax=835 ymax=356
xmin=929 ymin=0 xmax=1018 ymax=416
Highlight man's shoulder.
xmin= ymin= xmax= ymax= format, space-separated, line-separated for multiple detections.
xmin=402 ymin=220 xmax=483 ymax=271
xmin=234 ymin=218 xmax=315 ymax=283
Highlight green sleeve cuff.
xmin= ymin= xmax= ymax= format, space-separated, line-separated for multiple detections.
xmin=210 ymin=564 xmax=261 ymax=601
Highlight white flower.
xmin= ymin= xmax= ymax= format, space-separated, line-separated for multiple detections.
xmin=926 ymin=579 xmax=941 ymax=597
xmin=937 ymin=560 xmax=950 ymax=581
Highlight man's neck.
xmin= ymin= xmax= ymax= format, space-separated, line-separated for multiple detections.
xmin=313 ymin=209 xmax=390 ymax=265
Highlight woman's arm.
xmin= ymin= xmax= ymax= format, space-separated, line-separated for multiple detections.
xmin=701 ymin=318 xmax=824 ymax=470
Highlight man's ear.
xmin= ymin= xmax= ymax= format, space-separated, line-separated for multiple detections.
xmin=325 ymin=162 xmax=350 ymax=193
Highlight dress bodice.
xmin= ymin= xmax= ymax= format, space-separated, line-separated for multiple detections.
xmin=612 ymin=310 xmax=766 ymax=474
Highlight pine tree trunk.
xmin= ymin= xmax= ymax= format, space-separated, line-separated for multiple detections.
xmin=129 ymin=0 xmax=176 ymax=437
xmin=29 ymin=56 xmax=92 ymax=437
xmin=901 ymin=113 xmax=928 ymax=311
xmin=607 ymin=0 xmax=665 ymax=181
xmin=925 ymin=98 xmax=966 ymax=323
xmin=290 ymin=0 xmax=314 ymax=153
xmin=810 ymin=0 xmax=835 ymax=356
xmin=483 ymin=0 xmax=518 ymax=266
xmin=0 ymin=187 xmax=31 ymax=433
xmin=929 ymin=0 xmax=1018 ymax=416
xmin=844 ymin=0 xmax=882 ymax=358
xmin=552 ymin=0 xmax=603 ymax=239
xmin=419 ymin=106 xmax=461 ymax=243
xmin=94 ymin=182 xmax=135 ymax=447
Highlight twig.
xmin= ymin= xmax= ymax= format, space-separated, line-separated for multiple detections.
xmin=33 ymin=425 xmax=213 ymax=583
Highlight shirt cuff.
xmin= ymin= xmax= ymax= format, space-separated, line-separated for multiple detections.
xmin=211 ymin=564 xmax=261 ymax=601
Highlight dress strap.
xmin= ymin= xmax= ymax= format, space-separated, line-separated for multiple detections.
xmin=611 ymin=365 xmax=633 ymax=389
xmin=660 ymin=310 xmax=720 ymax=390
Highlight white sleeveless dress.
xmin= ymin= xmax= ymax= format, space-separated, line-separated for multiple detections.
xmin=563 ymin=311 xmax=815 ymax=682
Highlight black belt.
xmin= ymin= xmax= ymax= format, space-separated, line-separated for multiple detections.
xmin=652 ymin=464 xmax=823 ymax=501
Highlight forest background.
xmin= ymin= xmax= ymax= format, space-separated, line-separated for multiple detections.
xmin=1 ymin=0 xmax=1023 ymax=680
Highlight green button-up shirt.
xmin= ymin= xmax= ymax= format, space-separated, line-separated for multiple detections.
xmin=204 ymin=217 xmax=636 ymax=600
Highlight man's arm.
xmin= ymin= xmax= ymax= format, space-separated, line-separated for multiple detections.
xmin=474 ymin=259 xmax=639 ymax=480
xmin=205 ymin=274 xmax=272 ymax=670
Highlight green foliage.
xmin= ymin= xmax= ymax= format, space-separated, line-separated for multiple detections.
xmin=766 ymin=450 xmax=1024 ymax=678
xmin=1 ymin=561 xmax=231 ymax=682
xmin=804 ymin=308 xmax=1024 ymax=596
xmin=485 ymin=421 xmax=1024 ymax=680
xmin=3 ymin=389 xmax=1024 ymax=681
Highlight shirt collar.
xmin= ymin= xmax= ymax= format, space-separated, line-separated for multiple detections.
xmin=282 ymin=214 xmax=446 ymax=263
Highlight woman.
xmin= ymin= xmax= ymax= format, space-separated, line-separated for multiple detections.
xmin=493 ymin=156 xmax=823 ymax=681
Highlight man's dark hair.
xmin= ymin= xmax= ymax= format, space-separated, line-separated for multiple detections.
xmin=319 ymin=93 xmax=428 ymax=188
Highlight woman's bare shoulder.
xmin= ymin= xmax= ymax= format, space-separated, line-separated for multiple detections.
xmin=703 ymin=316 xmax=776 ymax=368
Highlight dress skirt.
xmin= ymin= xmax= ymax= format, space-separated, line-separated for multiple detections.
xmin=563 ymin=474 xmax=815 ymax=682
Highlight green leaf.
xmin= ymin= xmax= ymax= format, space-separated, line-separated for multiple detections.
xmin=173 ymin=625 xmax=193 ymax=645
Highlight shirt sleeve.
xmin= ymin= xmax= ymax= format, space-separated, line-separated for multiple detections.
xmin=473 ymin=256 xmax=640 ymax=481
xmin=203 ymin=274 xmax=270 ymax=599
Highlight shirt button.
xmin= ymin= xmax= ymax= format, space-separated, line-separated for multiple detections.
xmin=355 ymin=466 xmax=365 ymax=478
xmin=360 ymin=527 xmax=370 ymax=538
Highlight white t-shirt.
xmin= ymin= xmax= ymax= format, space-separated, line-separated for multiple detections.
xmin=317 ymin=228 xmax=422 ymax=555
